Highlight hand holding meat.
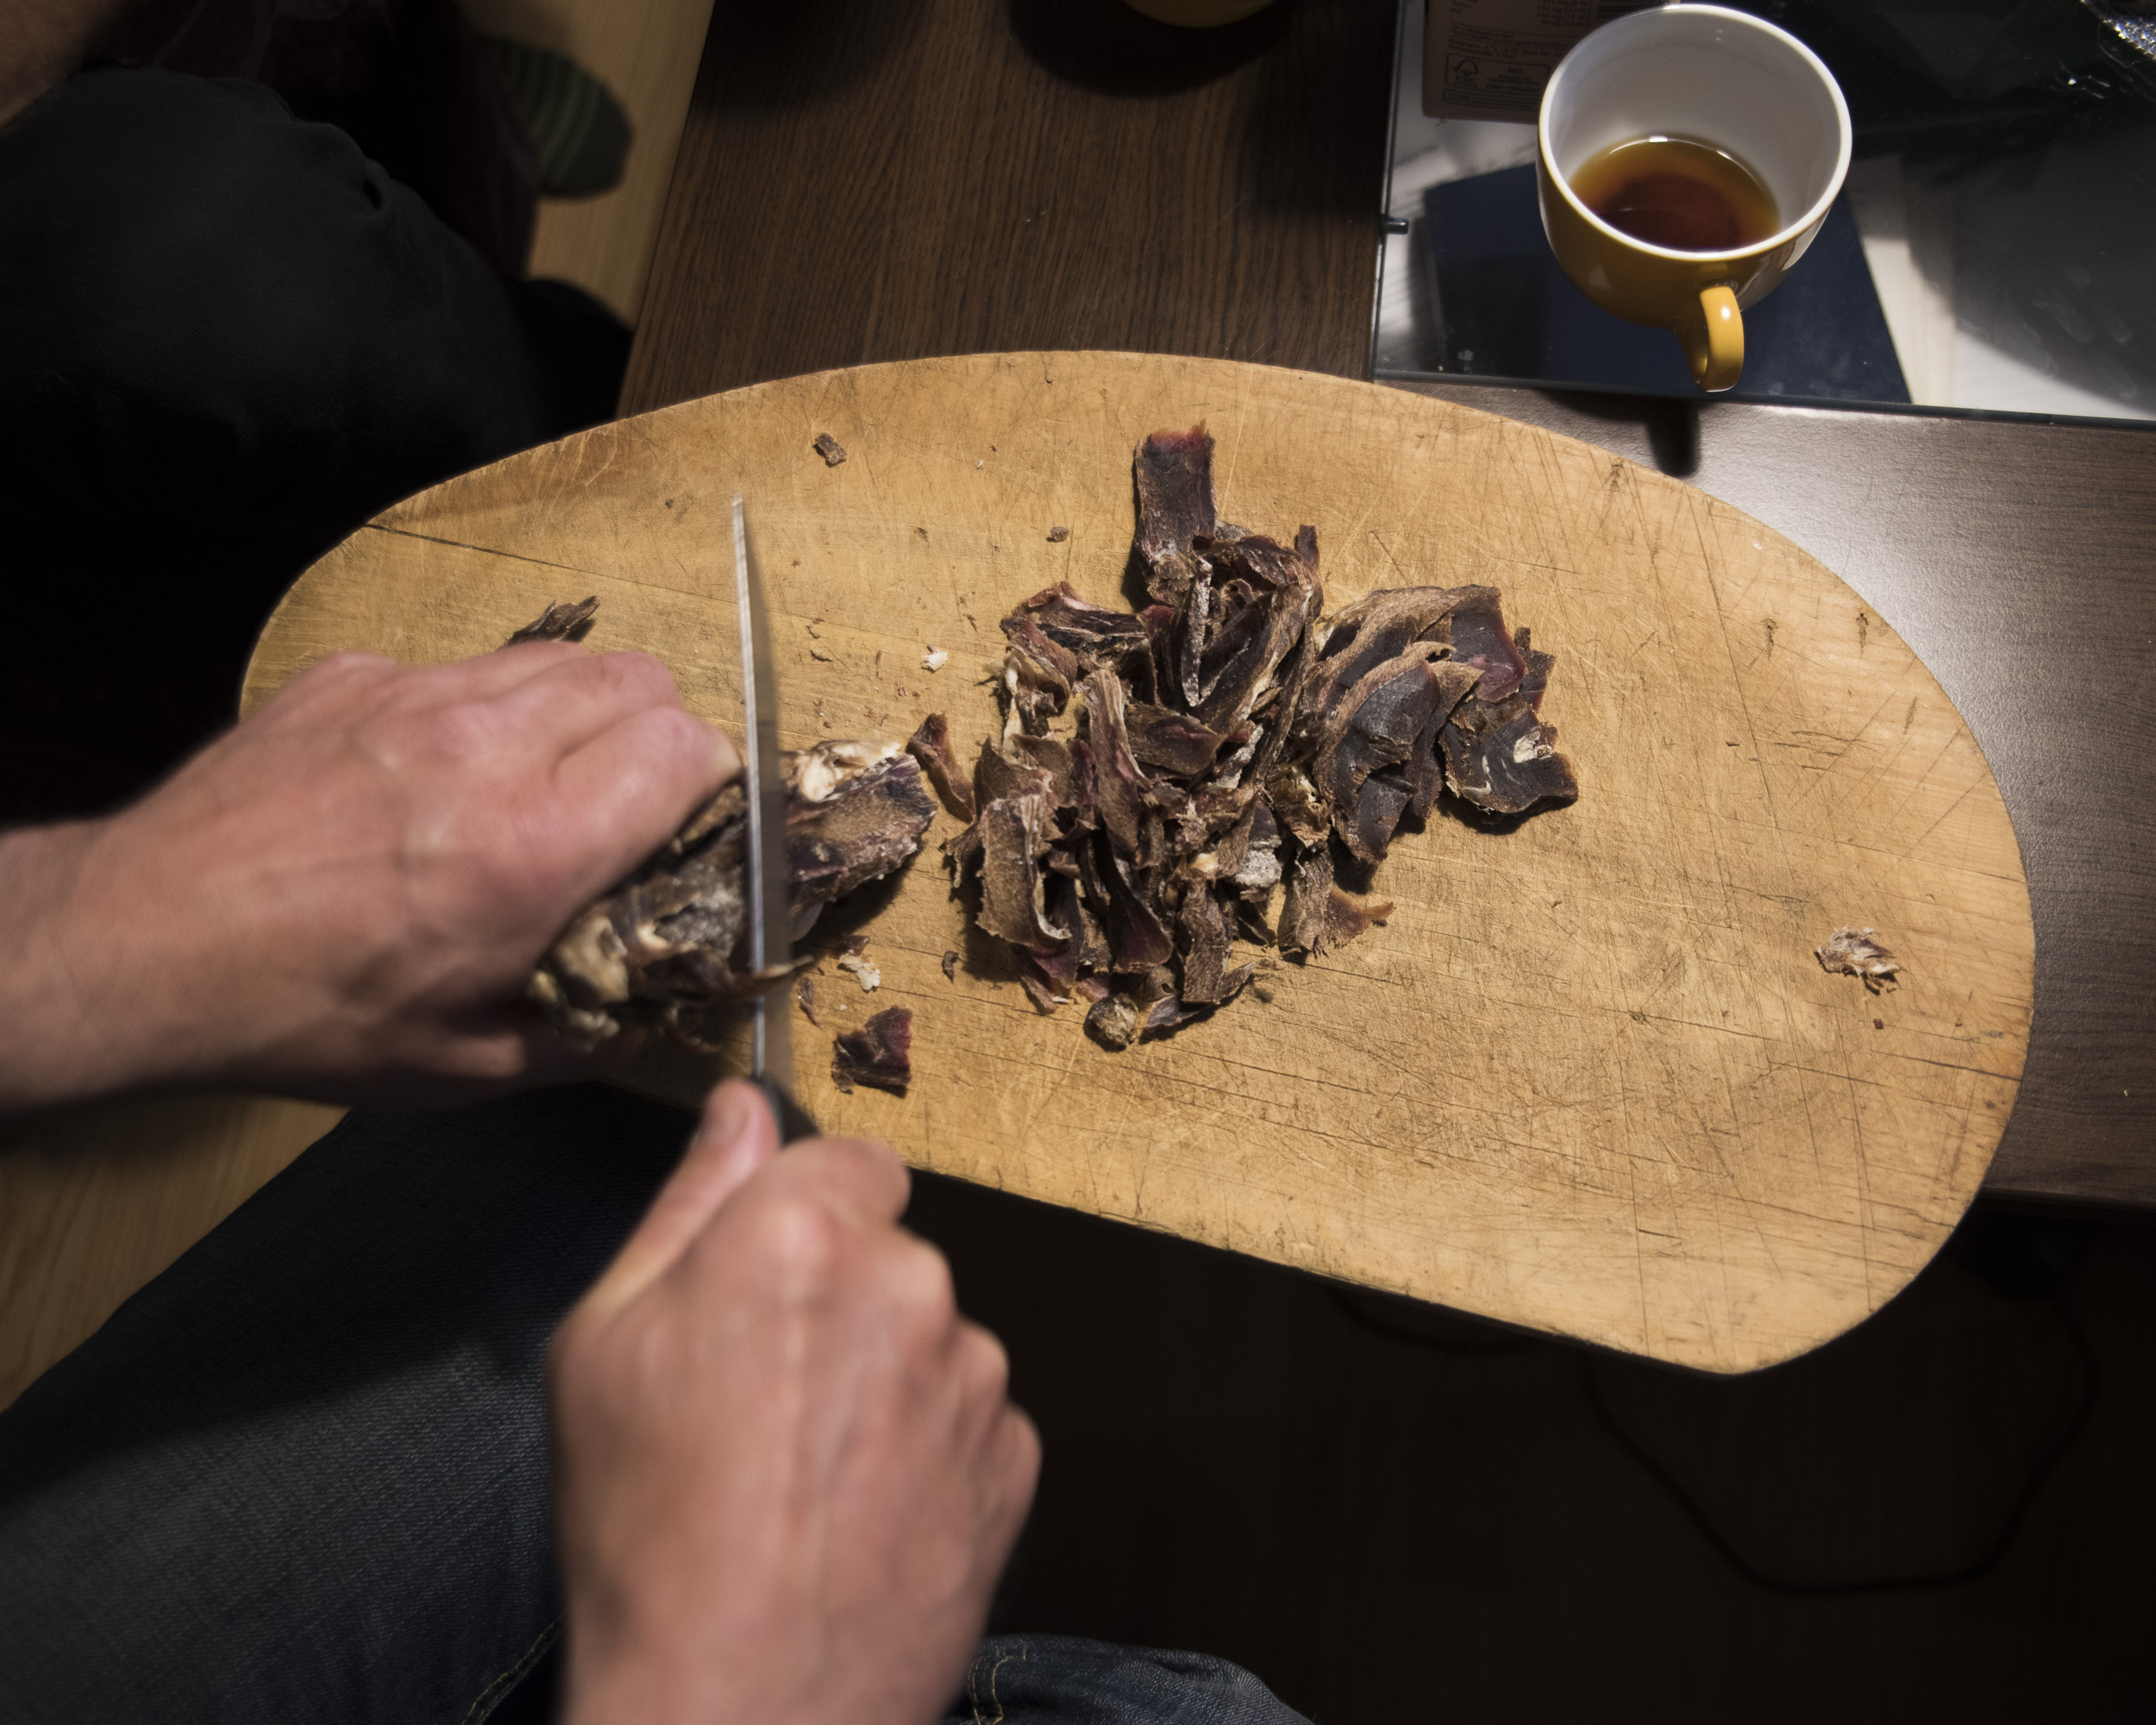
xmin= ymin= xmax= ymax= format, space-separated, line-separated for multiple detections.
xmin=551 ymin=1082 xmax=1040 ymax=1725
xmin=0 ymin=641 xmax=734 ymax=1111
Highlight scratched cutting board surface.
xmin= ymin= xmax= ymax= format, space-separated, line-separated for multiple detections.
xmin=241 ymin=353 xmax=2033 ymax=1373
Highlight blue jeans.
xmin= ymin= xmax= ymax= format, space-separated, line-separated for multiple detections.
xmin=0 ymin=1088 xmax=1306 ymax=1725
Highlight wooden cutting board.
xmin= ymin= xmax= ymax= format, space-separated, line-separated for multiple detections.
xmin=241 ymin=353 xmax=2033 ymax=1373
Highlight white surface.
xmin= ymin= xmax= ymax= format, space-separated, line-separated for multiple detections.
xmin=1843 ymin=154 xmax=2154 ymax=420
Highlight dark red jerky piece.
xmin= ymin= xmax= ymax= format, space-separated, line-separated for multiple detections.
xmin=1515 ymin=625 xmax=1556 ymax=711
xmin=785 ymin=756 xmax=939 ymax=909
xmin=1277 ymin=847 xmax=1333 ymax=954
xmin=1136 ymin=604 xmax=1178 ymax=706
xmin=1012 ymin=733 xmax=1080 ymax=809
xmin=1440 ymin=696 xmax=1579 ymax=816
xmin=1079 ymin=670 xmax=1150 ymax=860
xmin=1133 ymin=425 xmax=1219 ymax=602
xmin=1347 ymin=772 xmax=1413 ymax=864
xmin=1194 ymin=575 xmax=1319 ymax=734
xmin=1197 ymin=529 xmax=1310 ymax=591
xmin=505 ymin=596 xmax=599 ymax=645
xmin=943 ymin=820 xmax=983 ymax=881
xmin=1029 ymin=874 xmax=1092 ymax=988
xmin=1313 ymin=649 xmax=1480 ymax=864
xmin=1017 ymin=582 xmax=1152 ymax=673
xmin=975 ymin=794 xmax=1069 ymax=948
xmin=1000 ymin=614 xmax=1079 ymax=733
xmin=1294 ymin=586 xmax=1465 ymax=752
xmin=1017 ymin=964 xmax=1062 ymax=1013
xmin=973 ymin=737 xmax=1054 ymax=811
xmin=1065 ymin=875 xmax=1112 ymax=972
xmin=1178 ymin=888 xmax=1252 ymax=1005
xmin=1000 ymin=612 xmax=1081 ymax=683
xmin=1322 ymin=887 xmax=1391 ymax=952
xmin=830 ymin=1007 xmax=912 ymax=1095
xmin=1263 ymin=764 xmax=1331 ymax=847
xmin=1445 ymin=587 xmax=1528 ymax=702
xmin=906 ymin=712 xmax=975 ymax=823
xmin=1125 ymin=702 xmax=1229 ymax=776
xmin=1138 ymin=994 xmax=1211 ymax=1041
xmin=1079 ymin=831 xmax=1175 ymax=972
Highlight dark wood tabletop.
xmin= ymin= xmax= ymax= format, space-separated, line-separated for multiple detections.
xmin=624 ymin=0 xmax=2156 ymax=1214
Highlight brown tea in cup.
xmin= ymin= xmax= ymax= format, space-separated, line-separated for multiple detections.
xmin=1570 ymin=135 xmax=1778 ymax=253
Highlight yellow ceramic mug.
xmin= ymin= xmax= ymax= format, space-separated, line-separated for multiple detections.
xmin=1537 ymin=5 xmax=1851 ymax=393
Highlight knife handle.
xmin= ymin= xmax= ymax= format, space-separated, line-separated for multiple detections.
xmin=754 ymin=1076 xmax=822 ymax=1146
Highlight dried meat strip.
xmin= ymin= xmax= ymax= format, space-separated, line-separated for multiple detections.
xmin=519 ymin=603 xmax=936 ymax=1051
xmin=956 ymin=428 xmax=1578 ymax=1049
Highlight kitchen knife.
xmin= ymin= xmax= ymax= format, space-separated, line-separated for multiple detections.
xmin=733 ymin=494 xmax=820 ymax=1145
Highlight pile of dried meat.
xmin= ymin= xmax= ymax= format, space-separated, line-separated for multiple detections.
xmin=933 ymin=426 xmax=1578 ymax=1049
xmin=517 ymin=597 xmax=937 ymax=1051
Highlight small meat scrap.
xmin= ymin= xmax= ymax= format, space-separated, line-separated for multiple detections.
xmin=831 ymin=1006 xmax=912 ymax=1095
xmin=796 ymin=975 xmax=820 ymax=1026
xmin=906 ymin=712 xmax=975 ymax=822
xmin=922 ymin=646 xmax=950 ymax=673
xmin=1047 ymin=524 xmax=1070 ymax=543
xmin=837 ymin=950 xmax=881 ymax=992
xmin=526 ymin=672 xmax=936 ymax=1049
xmin=813 ymin=432 xmax=847 ymax=467
xmin=941 ymin=949 xmax=958 ymax=981
xmin=503 ymin=596 xmax=599 ymax=646
xmin=950 ymin=428 xmax=1579 ymax=1050
xmin=1816 ymin=927 xmax=1902 ymax=993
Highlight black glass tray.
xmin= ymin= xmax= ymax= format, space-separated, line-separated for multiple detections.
xmin=1375 ymin=0 xmax=2156 ymax=422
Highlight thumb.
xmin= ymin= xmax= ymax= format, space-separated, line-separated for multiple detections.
xmin=580 ymin=1080 xmax=779 ymax=1318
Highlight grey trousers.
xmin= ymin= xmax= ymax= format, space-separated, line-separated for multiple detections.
xmin=0 ymin=1087 xmax=1306 ymax=1725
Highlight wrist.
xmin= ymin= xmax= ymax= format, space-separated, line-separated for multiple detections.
xmin=0 ymin=820 xmax=130 ymax=1109
xmin=0 ymin=813 xmax=224 ymax=1112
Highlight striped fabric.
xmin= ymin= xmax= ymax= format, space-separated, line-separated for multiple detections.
xmin=483 ymin=39 xmax=632 ymax=198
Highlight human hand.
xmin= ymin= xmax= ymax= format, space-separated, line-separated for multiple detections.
xmin=0 ymin=643 xmax=732 ymax=1110
xmin=550 ymin=1082 xmax=1040 ymax=1725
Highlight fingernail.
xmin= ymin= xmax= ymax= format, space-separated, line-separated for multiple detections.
xmin=704 ymin=1081 xmax=755 ymax=1151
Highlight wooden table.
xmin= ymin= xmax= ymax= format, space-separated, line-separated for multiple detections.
xmin=626 ymin=0 xmax=2155 ymax=1214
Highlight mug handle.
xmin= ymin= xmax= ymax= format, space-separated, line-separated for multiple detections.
xmin=1679 ymin=284 xmax=1744 ymax=393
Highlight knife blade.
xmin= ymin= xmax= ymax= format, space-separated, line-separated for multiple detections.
xmin=733 ymin=494 xmax=819 ymax=1144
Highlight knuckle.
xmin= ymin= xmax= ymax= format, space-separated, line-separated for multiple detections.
xmin=644 ymin=705 xmax=723 ymax=774
xmin=743 ymin=1189 xmax=843 ymax=1289
xmin=882 ymin=1233 xmax=957 ymax=1326
xmin=310 ymin=649 xmax=393 ymax=681
xmin=790 ymin=1133 xmax=906 ymax=1212
xmin=422 ymin=698 xmax=511 ymax=765
xmin=958 ymin=1321 xmax=1011 ymax=1398
xmin=600 ymin=650 xmax=684 ymax=706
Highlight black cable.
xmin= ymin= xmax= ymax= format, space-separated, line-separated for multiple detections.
xmin=1328 ymin=1286 xmax=1539 ymax=1352
xmin=1336 ymin=1282 xmax=2101 ymax=1596
xmin=1579 ymin=1302 xmax=2100 ymax=1596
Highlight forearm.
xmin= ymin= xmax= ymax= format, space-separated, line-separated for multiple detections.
xmin=0 ymin=819 xmax=160 ymax=1110
xmin=0 ymin=0 xmax=140 ymax=129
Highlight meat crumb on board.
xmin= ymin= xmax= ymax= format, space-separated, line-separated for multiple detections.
xmin=832 ymin=1007 xmax=912 ymax=1095
xmin=1816 ymin=927 xmax=1902 ymax=993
